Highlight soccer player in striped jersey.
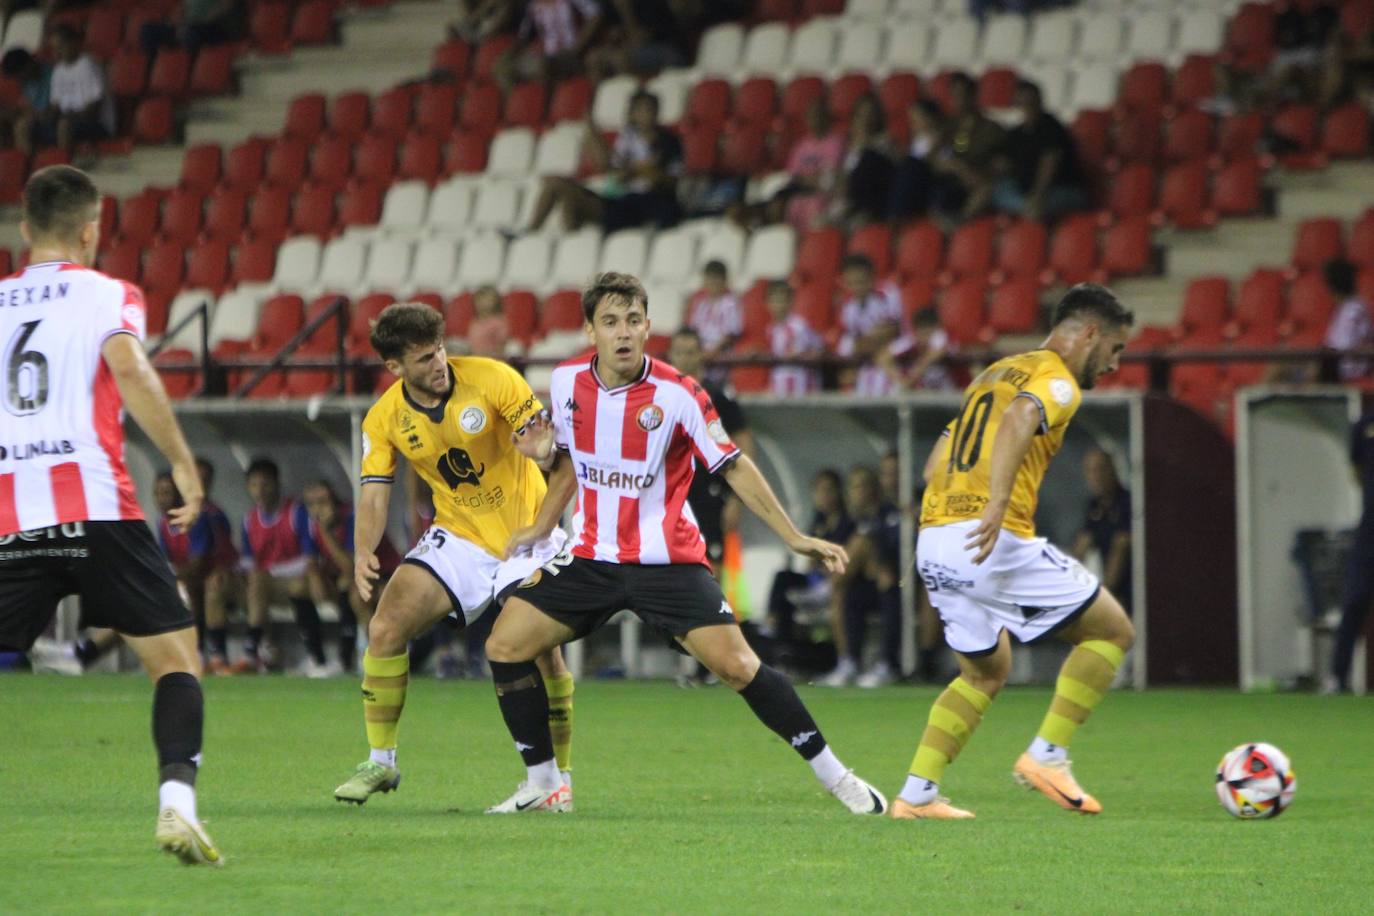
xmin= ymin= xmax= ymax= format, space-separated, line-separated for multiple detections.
xmin=482 ymin=272 xmax=887 ymax=816
xmin=892 ymin=283 xmax=1136 ymax=819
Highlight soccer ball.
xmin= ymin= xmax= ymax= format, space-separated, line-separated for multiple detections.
xmin=1215 ymin=742 xmax=1297 ymax=819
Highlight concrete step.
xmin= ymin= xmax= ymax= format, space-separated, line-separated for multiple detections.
xmin=1112 ymin=275 xmax=1195 ymax=327
xmin=1158 ymin=219 xmax=1293 ymax=280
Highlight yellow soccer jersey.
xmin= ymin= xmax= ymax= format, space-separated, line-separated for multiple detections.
xmin=921 ymin=349 xmax=1082 ymax=539
xmin=360 ymin=357 xmax=546 ymax=558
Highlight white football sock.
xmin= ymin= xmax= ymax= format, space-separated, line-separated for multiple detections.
xmin=808 ymin=746 xmax=847 ymax=790
xmin=370 ymin=748 xmax=397 ymax=768
xmin=159 ymin=780 xmax=197 ymax=821
xmin=898 ymin=774 xmax=939 ymax=806
xmin=1028 ymin=736 xmax=1068 ymax=764
xmin=528 ymin=759 xmax=562 ymax=791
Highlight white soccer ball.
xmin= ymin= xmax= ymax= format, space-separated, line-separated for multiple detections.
xmin=1215 ymin=742 xmax=1297 ymax=819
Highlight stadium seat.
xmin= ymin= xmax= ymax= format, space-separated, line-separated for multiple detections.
xmin=1027 ymin=10 xmax=1076 ymax=63
xmin=1178 ymin=277 xmax=1231 ymax=338
xmin=1105 ymin=162 xmax=1157 ymax=222
xmin=938 ymin=279 xmax=989 ymax=345
xmin=977 ymin=69 xmax=1017 ymax=110
xmin=503 ymin=291 xmax=539 ymax=346
xmin=1171 ymin=54 xmax=1216 ymax=110
xmin=201 ymin=188 xmax=247 ymax=243
xmin=788 ymin=18 xmax=835 ymax=74
xmin=251 ymin=1 xmax=291 ymax=54
xmin=224 ymin=138 xmax=269 ymax=190
xmin=265 ymin=138 xmax=309 ymax=188
xmin=1156 ymin=161 xmax=1215 ymax=229
xmin=283 ymin=94 xmax=326 ymax=143
xmin=1069 ymin=64 xmax=1119 ymax=115
xmin=409 ymin=236 xmax=460 ymax=295
xmin=993 ymin=221 xmax=1047 ymax=283
xmin=371 ymin=87 xmax=413 ymax=139
xmin=1282 ymin=271 xmax=1337 ymax=339
xmin=329 ymin=91 xmax=371 ymax=139
xmin=1211 ymin=158 xmax=1263 ymax=217
xmin=414 ymin=84 xmax=458 ymax=137
xmin=988 ymin=279 xmax=1041 ymax=335
xmin=599 ymin=228 xmax=650 ymax=278
xmin=471 ymin=181 xmax=522 ymax=230
xmin=444 ymin=130 xmax=491 ymax=175
xmin=109 ymin=49 xmax=149 ymax=100
xmin=445 ymin=292 xmax=475 ymax=338
xmin=162 ymin=289 xmax=215 ymax=354
xmin=1320 ymin=103 xmax=1370 ymax=159
xmin=308 ymin=133 xmax=353 ymax=190
xmin=1230 ymin=268 xmax=1284 ymax=338
xmin=0 ymin=150 xmax=24 ymax=205
xmin=426 ymin=179 xmax=476 ymax=235
xmin=1165 ymin=109 xmax=1214 ymax=164
xmin=115 ymin=192 xmax=161 ymax=246
xmin=189 ymin=45 xmax=235 ymax=97
xmin=720 ymin=123 xmax=768 ymax=176
xmin=1125 ymin=10 xmax=1173 ymax=61
xmin=99 ymin=241 xmax=142 ymax=284
xmin=742 ymin=23 xmax=791 ymax=77
xmin=179 ymin=144 xmax=222 ymax=193
xmin=645 ymin=70 xmax=689 ymax=125
xmin=356 ymin=133 xmax=398 ymax=186
xmin=232 ymin=238 xmax=277 ymax=286
xmin=894 ymin=220 xmax=944 ymax=284
xmin=1291 ymin=218 xmax=1344 ymax=277
xmin=148 ymin=48 xmax=190 ymax=98
xmin=741 ymin=224 xmax=796 ymax=286
xmin=1271 ymin=105 xmax=1320 ymax=160
xmin=374 ymin=180 xmax=429 ymax=236
xmin=1113 ymin=111 xmax=1163 ymax=166
xmin=315 ymin=235 xmax=368 ymax=293
xmin=829 ymin=74 xmax=873 ymax=124
xmin=1216 ymin=112 xmax=1264 ymax=164
xmin=290 ymin=0 xmax=336 ymax=46
xmin=900 ymin=277 xmax=936 ymax=318
xmin=1342 ymin=0 xmax=1374 ymax=40
xmin=1077 ymin=12 xmax=1126 ymax=64
xmin=836 ymin=21 xmax=883 ymax=74
xmin=83 ymin=7 xmax=125 ymax=59
xmin=337 ymin=181 xmax=384 ymax=232
xmin=979 ymin=14 xmax=1026 ymax=67
xmin=592 ymin=75 xmax=640 ymax=130
xmin=696 ymin=22 xmax=745 ymax=77
xmin=794 ymin=280 xmax=836 ymax=336
xmin=1097 ymin=217 xmax=1154 ymax=279
xmin=160 ymin=189 xmax=204 ymax=244
xmin=430 ymin=39 xmax=470 ymax=77
xmin=505 ymin=81 xmax=548 ymax=130
xmin=133 ymin=98 xmax=175 ymax=144
xmin=503 ymin=234 xmax=554 ymax=290
xmin=931 ymin=18 xmax=979 ymax=73
xmin=1176 ymin=10 xmax=1225 ymax=58
xmin=487 ymin=127 xmax=536 ymax=179
xmin=272 ymin=236 xmax=323 ymax=290
xmin=1223 ymin=1 xmax=1276 ymax=73
xmin=250 ymin=294 xmax=306 ymax=359
xmin=185 ymin=239 xmax=231 ymax=293
xmin=1070 ymin=110 xmax=1112 ymax=172
xmin=247 ymin=186 xmax=292 ymax=242
xmin=549 ymin=228 xmax=602 ymax=289
xmin=548 ymin=77 xmax=592 ymax=124
xmin=791 ymin=226 xmax=843 ymax=289
xmin=686 ymin=79 xmax=732 ymax=130
xmin=1118 ymin=62 xmax=1168 ymax=118
xmin=846 ymin=224 xmax=892 ymax=279
xmin=645 ymin=228 xmax=699 ymax=286
xmin=456 ymin=232 xmax=506 ymax=286
xmin=143 ymin=241 xmax=185 ymax=300
xmin=398 ymin=132 xmax=443 ymax=183
xmin=882 ymin=20 xmax=929 ymax=74
xmin=1349 ymin=210 xmax=1374 ymax=268
xmin=696 ymin=224 xmax=748 ymax=280
xmin=540 ymin=289 xmax=585 ymax=335
xmin=472 ymin=34 xmax=516 ymax=82
xmin=363 ymin=237 xmax=412 ymax=293
xmin=941 ymin=218 xmax=996 ymax=285
xmin=1042 ymin=214 xmax=1099 ymax=287
xmin=877 ymin=72 xmax=919 ymax=126
xmin=347 ymin=293 xmax=396 ymax=354
xmin=533 ymin=123 xmax=584 ymax=177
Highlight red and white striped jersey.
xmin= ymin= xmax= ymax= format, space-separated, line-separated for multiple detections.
xmin=685 ymin=290 xmax=742 ymax=352
xmin=767 ymin=313 xmax=823 ymax=395
xmin=0 ymin=261 xmax=145 ymax=535
xmin=550 ymin=355 xmax=739 ymax=566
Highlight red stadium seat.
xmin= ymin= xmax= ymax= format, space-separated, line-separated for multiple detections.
xmin=795 ymin=280 xmax=837 ymax=335
xmin=735 ymin=77 xmax=779 ymax=125
xmin=1215 ymin=112 xmax=1264 ymax=163
xmin=548 ymin=77 xmax=592 ymax=124
xmin=1291 ymin=218 xmax=1344 ymax=276
xmin=133 ymin=97 xmax=175 ymax=144
xmin=459 ymin=82 xmax=503 ymax=134
xmin=446 ymin=293 xmax=475 ymax=337
xmin=0 ymin=150 xmax=23 ymax=205
xmin=847 ymin=224 xmax=892 ymax=278
xmin=1156 ymin=161 xmax=1215 ymax=229
xmin=142 ymin=241 xmax=185 ymax=298
xmin=83 ymin=7 xmax=125 ymax=60
xmin=1321 ymin=102 xmax=1370 ymax=158
xmin=1104 ymin=162 xmax=1156 ymax=222
xmin=443 ymin=130 xmax=490 ymax=174
xmin=791 ymin=227 xmax=844 ymax=288
xmin=720 ymin=124 xmax=767 ymax=176
xmin=330 ymin=92 xmax=371 ymax=139
xmin=284 ymin=93 xmax=326 ymax=142
xmin=224 ymin=137 xmax=269 ymax=189
xmin=1283 ymin=271 xmax=1337 ymax=338
xmin=355 ymin=133 xmax=398 ymax=185
xmin=1113 ymin=111 xmax=1162 ymax=166
xmin=148 ymin=48 xmax=190 ymax=98
xmin=179 ymin=144 xmax=222 ymax=193
xmin=189 ymin=45 xmax=235 ymax=97
xmin=829 ymin=74 xmax=873 ymax=123
xmin=1118 ymin=62 xmax=1168 ymax=117
xmin=1171 ymin=54 xmax=1216 ymax=110
xmin=681 ymin=126 xmax=718 ymax=174
xmin=686 ymin=79 xmax=732 ymax=129
xmin=115 ymin=191 xmax=161 ymax=245
xmin=754 ymin=0 xmax=800 ymax=23
xmin=338 ymin=181 xmax=383 ymax=230
xmin=1342 ymin=0 xmax=1374 ymax=39
xmin=1070 ymin=110 xmax=1112 ymax=175
xmin=348 ymin=293 xmax=396 ymax=354
xmin=99 ymin=241 xmax=142 ymax=284
xmin=232 ymin=238 xmax=277 ymax=286
xmin=1230 ymin=268 xmax=1284 ymax=337
xmin=938 ymin=279 xmax=989 ymax=345
xmin=415 ymin=84 xmax=459 ymax=137
xmin=291 ymin=185 xmax=337 ymax=238
xmin=308 ymin=133 xmax=354 ymax=190
xmin=504 ymin=290 xmax=539 ymax=345
xmin=160 ymin=189 xmax=204 ymax=244
xmin=252 ymin=294 xmax=306 ymax=353
xmin=247 ymin=186 xmax=291 ymax=241
xmin=1211 ymin=157 xmax=1263 ymax=217
xmin=941 ymin=218 xmax=996 ymax=285
xmin=290 ymin=0 xmax=336 ymax=46
xmin=894 ymin=220 xmax=944 ymax=284
xmin=1224 ymin=1 xmax=1276 ymax=73
xmin=1348 ymin=210 xmax=1374 ymax=268
xmin=1164 ymin=109 xmax=1213 ymax=164
xmin=186 ymin=239 xmax=231 ymax=293
xmin=1097 ymin=217 xmax=1154 ymax=279
xmin=473 ymin=34 xmax=516 ymax=82
xmin=250 ymin=1 xmax=292 ymax=54
xmin=1271 ymin=104 xmax=1319 ymax=154
xmin=993 ymin=220 xmax=1047 ymax=283
xmin=1178 ymin=276 xmax=1231 ymax=338
xmin=540 ymin=290 xmax=584 ymax=334
xmin=801 ymin=0 xmax=845 ymax=15
xmin=31 ymin=149 xmax=69 ymax=171
xmin=878 ymin=72 xmax=919 ymax=126
xmin=900 ymin=277 xmax=936 ymax=317
xmin=265 ymin=138 xmax=309 ymax=187
xmin=203 ymin=189 xmax=247 ymax=242
xmin=109 ymin=49 xmax=149 ymax=100
xmin=504 ymin=81 xmax=548 ymax=129
xmin=978 ymin=68 xmax=1016 ymax=110
xmin=781 ymin=76 xmax=826 ymax=124
xmin=1043 ymin=214 xmax=1099 ymax=286
xmin=398 ymin=132 xmax=442 ymax=183
xmin=431 ymin=40 xmax=470 ymax=77
xmin=987 ymin=279 xmax=1041 ymax=335
xmin=371 ymin=87 xmax=414 ymax=139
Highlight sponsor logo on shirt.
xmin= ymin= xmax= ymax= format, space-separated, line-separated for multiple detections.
xmin=636 ymin=403 xmax=664 ymax=431
xmin=459 ymin=405 xmax=487 ymax=434
xmin=504 ymin=396 xmax=538 ymax=428
xmin=0 ymin=282 xmax=69 ymax=307
xmin=577 ymin=461 xmax=656 ymax=491
xmin=0 ymin=439 xmax=75 ymax=461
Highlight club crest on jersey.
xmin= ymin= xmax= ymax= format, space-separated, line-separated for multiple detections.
xmin=636 ymin=404 xmax=664 ymax=432
xmin=459 ymin=406 xmax=487 ymax=434
xmin=707 ymin=419 xmax=731 ymax=446
xmin=1049 ymin=378 xmax=1074 ymax=406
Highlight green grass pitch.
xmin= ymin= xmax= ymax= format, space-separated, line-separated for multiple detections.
xmin=2 ymin=675 xmax=1370 ymax=914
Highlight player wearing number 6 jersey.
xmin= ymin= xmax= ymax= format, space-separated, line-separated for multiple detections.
xmin=333 ymin=303 xmax=575 ymax=808
xmin=892 ymin=283 xmax=1136 ymax=820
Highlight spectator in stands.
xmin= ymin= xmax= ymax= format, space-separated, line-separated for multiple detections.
xmin=765 ymin=279 xmax=824 ymax=396
xmin=685 ymin=260 xmax=741 ymax=368
xmin=1267 ymin=0 xmax=1340 ymax=106
xmin=836 ymin=92 xmax=898 ymax=226
xmin=0 ymin=48 xmax=50 ymax=156
xmin=882 ymin=308 xmax=958 ymax=392
xmin=819 ymin=465 xmax=903 ymax=688
xmin=929 ymin=72 xmax=1006 ymax=222
xmin=766 ymin=468 xmax=852 ymax=671
xmin=303 ymin=480 xmax=402 ymax=674
xmin=140 ymin=0 xmax=247 ymax=58
xmin=1329 ymin=405 xmax=1374 ymax=694
xmin=587 ymin=0 xmax=692 ymax=79
xmin=991 ymin=80 xmax=1089 ymax=223
xmin=39 ymin=25 xmax=113 ymax=155
xmin=449 ymin=0 xmax=519 ymax=43
xmin=731 ymin=99 xmax=845 ymax=233
xmin=526 ymin=89 xmax=682 ymax=232
xmin=1072 ymin=447 xmax=1133 ymax=616
xmin=888 ymin=99 xmax=950 ymax=223
xmin=836 ymin=254 xmax=903 ymax=395
xmin=465 ymin=285 xmax=509 ymax=358
xmin=1323 ymin=258 xmax=1372 ymax=381
xmin=241 ymin=458 xmax=333 ymax=677
xmin=494 ymin=0 xmax=603 ymax=92
xmin=194 ymin=457 xmax=243 ymax=675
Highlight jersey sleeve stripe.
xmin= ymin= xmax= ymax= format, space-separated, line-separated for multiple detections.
xmin=360 ymin=475 xmax=394 ymax=484
xmin=706 ymin=448 xmax=742 ymax=475
xmin=1014 ymin=391 xmax=1050 ymax=434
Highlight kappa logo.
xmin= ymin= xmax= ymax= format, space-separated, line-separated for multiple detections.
xmin=718 ymin=600 xmax=734 ymax=617
xmin=637 ymin=403 xmax=664 ymax=431
xmin=563 ymin=397 xmax=581 ymax=413
xmin=515 ymin=741 xmax=534 ymax=752
xmin=790 ymin=730 xmax=817 ymax=749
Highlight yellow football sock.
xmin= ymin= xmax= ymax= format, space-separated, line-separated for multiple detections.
xmin=1036 ymin=640 xmax=1124 ymax=749
xmin=362 ymin=650 xmax=408 ymax=752
xmin=545 ymin=672 xmax=574 ymax=773
xmin=909 ymin=676 xmax=992 ymax=785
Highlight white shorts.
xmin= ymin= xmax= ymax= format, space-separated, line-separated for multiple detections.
xmin=404 ymin=525 xmax=568 ymax=625
xmin=916 ymin=520 xmax=1100 ymax=656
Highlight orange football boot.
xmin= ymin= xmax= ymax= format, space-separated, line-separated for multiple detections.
xmin=1013 ymin=752 xmax=1102 ymax=814
xmin=889 ymin=796 xmax=975 ymax=819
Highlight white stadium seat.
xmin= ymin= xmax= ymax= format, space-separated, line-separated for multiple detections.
xmin=502 ymin=233 xmax=553 ymax=290
xmin=455 ymin=233 xmax=506 ymax=287
xmin=272 ymin=236 xmax=322 ymax=290
xmin=1067 ymin=63 xmax=1118 ymax=114
xmin=846 ymin=0 xmax=890 ymax=20
xmin=1027 ymin=10 xmax=1078 ymax=63
xmin=315 ymin=235 xmax=368 ymax=293
xmin=890 ymin=0 xmax=940 ymax=15
xmin=835 ymin=21 xmax=884 ymax=74
xmin=532 ymin=122 xmax=584 ymax=177
xmin=742 ymin=22 xmax=791 ymax=76
xmin=592 ymin=74 xmax=639 ymax=129
xmin=1 ymin=10 xmax=43 ymax=52
xmin=930 ymin=18 xmax=979 ymax=72
xmin=163 ymin=290 xmax=215 ymax=354
xmin=644 ymin=281 xmax=687 ymax=332
xmin=598 ymin=228 xmax=650 ymax=277
xmin=1174 ymin=9 xmax=1224 ymax=58
xmin=408 ymin=236 xmax=461 ymax=294
xmin=695 ymin=22 xmax=744 ymax=77
xmin=881 ymin=20 xmax=930 ymax=74
xmin=645 ymin=227 xmax=698 ymax=287
xmin=1076 ymin=13 xmax=1126 ymax=64
xmin=979 ymin=14 xmax=1027 ymax=67
xmin=1024 ymin=63 xmax=1074 ymax=116
xmin=645 ymin=69 xmax=689 ymax=125
xmin=739 ymin=224 xmax=796 ymax=286
xmin=470 ymin=181 xmax=522 ymax=230
xmin=1126 ymin=10 xmax=1174 ymax=61
xmin=523 ymin=331 xmax=587 ymax=394
xmin=551 ymin=228 xmax=603 ymax=288
xmin=426 ymin=178 xmax=475 ymax=235
xmin=694 ymin=223 xmax=747 ymax=279
xmin=377 ymin=180 xmax=429 ymax=235
xmin=487 ymin=127 xmax=536 ymax=179
xmin=787 ymin=17 xmax=835 ymax=75
xmin=364 ymin=236 xmax=413 ymax=292
xmin=208 ymin=289 xmax=264 ymax=348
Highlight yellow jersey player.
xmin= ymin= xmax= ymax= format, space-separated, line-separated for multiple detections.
xmin=892 ymin=284 xmax=1136 ymax=820
xmin=334 ymin=303 xmax=575 ymax=811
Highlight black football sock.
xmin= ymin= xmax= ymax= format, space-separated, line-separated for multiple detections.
xmin=489 ymin=660 xmax=555 ymax=767
xmin=245 ymin=626 xmax=265 ymax=661
xmin=74 ymin=636 xmax=111 ymax=667
xmin=336 ymin=594 xmax=357 ymax=670
xmin=290 ymin=598 xmax=327 ymax=665
xmin=152 ymin=672 xmax=203 ymax=786
xmin=205 ymin=627 xmax=228 ymax=660
xmin=738 ymin=664 xmax=828 ymax=761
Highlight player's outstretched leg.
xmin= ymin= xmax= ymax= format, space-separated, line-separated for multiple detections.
xmin=893 ymin=632 xmax=1008 ymax=820
xmin=126 ymin=628 xmax=224 ymax=867
xmin=1014 ymin=590 xmax=1134 ymax=815
xmin=682 ymin=624 xmax=887 ymax=815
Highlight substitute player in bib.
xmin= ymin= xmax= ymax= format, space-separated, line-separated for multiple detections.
xmin=483 ymin=273 xmax=888 ymax=816
xmin=892 ymin=283 xmax=1136 ymax=820
xmin=333 ymin=303 xmax=575 ymax=805
xmin=0 ymin=166 xmax=222 ymax=864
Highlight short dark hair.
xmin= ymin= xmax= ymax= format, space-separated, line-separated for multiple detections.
xmin=1 ymin=48 xmax=32 ymax=77
xmin=23 ymin=165 xmax=99 ymax=242
xmin=370 ymin=301 xmax=444 ymax=361
xmin=304 ymin=479 xmax=340 ymax=502
xmin=154 ymin=470 xmax=175 ymax=485
xmin=766 ymin=279 xmax=793 ymax=300
xmin=581 ymin=271 xmax=647 ymax=321
xmin=246 ymin=457 xmax=279 ymax=480
xmin=703 ymin=259 xmax=728 ymax=278
xmin=629 ymin=89 xmax=659 ymax=114
xmin=1014 ymin=79 xmax=1043 ymax=107
xmin=911 ymin=98 xmax=943 ymax=122
xmin=671 ymin=327 xmax=701 ymax=345
xmin=949 ymin=71 xmax=976 ymax=94
xmin=841 ymin=253 xmax=874 ymax=274
xmin=1050 ymin=283 xmax=1134 ymax=329
xmin=1323 ymin=258 xmax=1356 ymax=297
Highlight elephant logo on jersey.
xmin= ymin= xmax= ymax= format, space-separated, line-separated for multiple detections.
xmin=459 ymin=406 xmax=487 ymax=434
xmin=436 ymin=447 xmax=485 ymax=489
xmin=636 ymin=404 xmax=664 ymax=431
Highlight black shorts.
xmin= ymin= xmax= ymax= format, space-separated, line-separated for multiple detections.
xmin=0 ymin=520 xmax=192 ymax=651
xmin=512 ymin=554 xmax=735 ymax=641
